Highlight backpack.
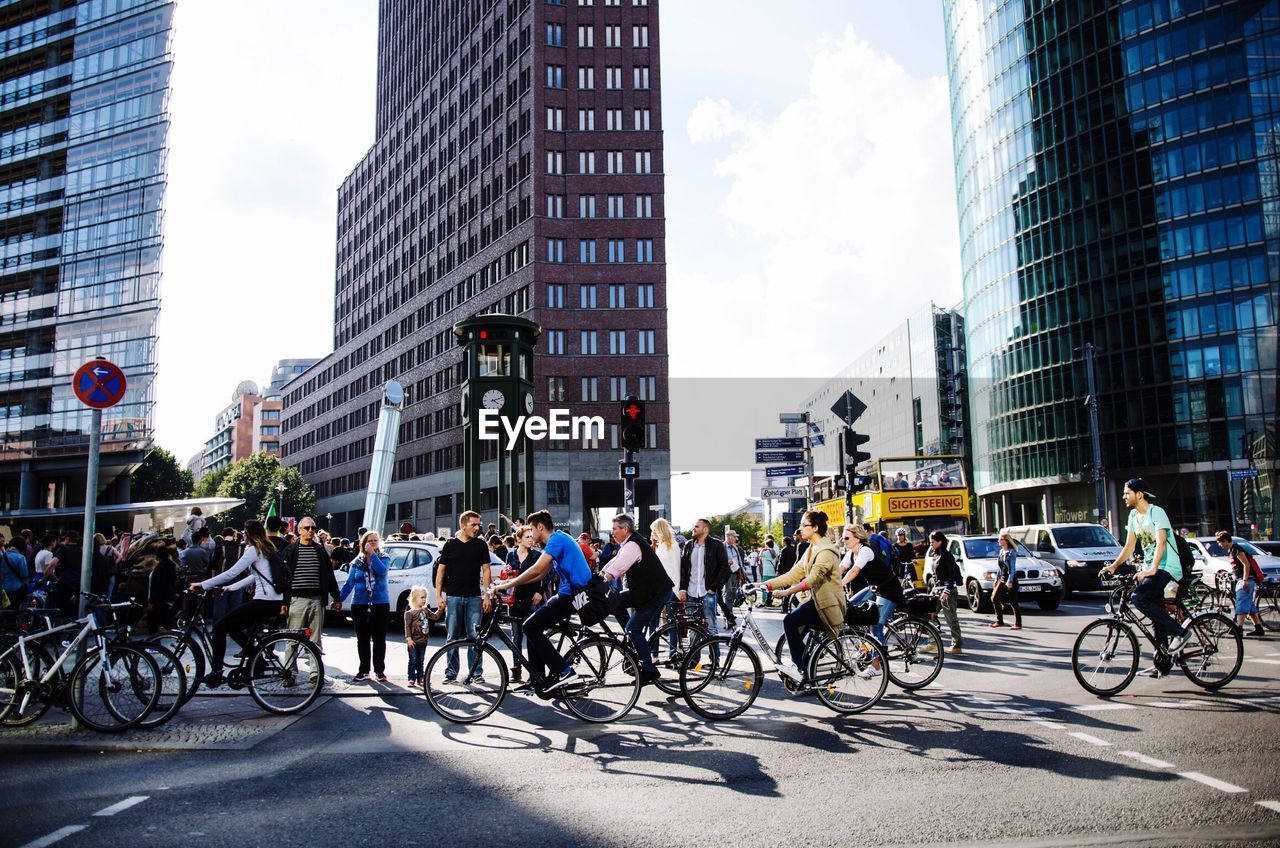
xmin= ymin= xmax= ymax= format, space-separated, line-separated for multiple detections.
xmin=1174 ymin=534 xmax=1195 ymax=572
xmin=261 ymin=547 xmax=294 ymax=594
xmin=1246 ymin=552 xmax=1265 ymax=584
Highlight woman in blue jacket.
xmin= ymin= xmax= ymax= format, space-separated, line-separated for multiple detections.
xmin=341 ymin=530 xmax=391 ymax=682
xmin=991 ymin=531 xmax=1022 ymax=630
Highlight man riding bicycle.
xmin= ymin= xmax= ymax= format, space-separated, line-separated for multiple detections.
xmin=491 ymin=509 xmax=593 ymax=692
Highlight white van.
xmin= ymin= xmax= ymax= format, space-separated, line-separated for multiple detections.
xmin=1005 ymin=523 xmax=1124 ymax=595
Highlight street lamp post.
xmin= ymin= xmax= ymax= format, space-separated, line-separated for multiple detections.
xmin=275 ymin=481 xmax=285 ymax=521
xmin=325 ymin=512 xmax=333 ymax=534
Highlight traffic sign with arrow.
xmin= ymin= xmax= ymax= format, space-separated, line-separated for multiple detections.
xmin=756 ymin=450 xmax=805 ymax=464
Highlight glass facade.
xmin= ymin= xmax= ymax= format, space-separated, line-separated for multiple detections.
xmin=0 ymin=0 xmax=172 ymax=510
xmin=945 ymin=0 xmax=1279 ymax=536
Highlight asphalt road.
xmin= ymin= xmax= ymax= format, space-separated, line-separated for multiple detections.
xmin=4 ymin=597 xmax=1279 ymax=848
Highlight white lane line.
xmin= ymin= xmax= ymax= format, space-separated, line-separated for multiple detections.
xmin=1243 ymin=695 xmax=1280 ymax=704
xmin=1073 ymin=703 xmax=1137 ymax=712
xmin=93 ymin=796 xmax=148 ymax=817
xmin=1119 ymin=750 xmax=1175 ymax=769
xmin=1267 ymin=652 xmax=1280 ymax=657
xmin=1257 ymin=800 xmax=1280 ymax=813
xmin=1062 ymin=603 xmax=1104 ymax=611
xmin=1144 ymin=700 xmax=1210 ymax=708
xmin=1246 ymin=658 xmax=1280 ymax=665
xmin=994 ymin=706 xmax=1053 ymax=715
xmin=18 ymin=826 xmax=89 ymax=848
xmin=1031 ymin=719 xmax=1068 ymax=730
xmin=1179 ymin=771 xmax=1248 ymax=793
xmin=1069 ymin=732 xmax=1113 ymax=747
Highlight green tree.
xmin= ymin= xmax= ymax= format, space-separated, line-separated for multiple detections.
xmin=131 ymin=447 xmax=193 ymax=502
xmin=192 ymin=465 xmax=228 ymax=499
xmin=707 ymin=513 xmax=768 ymax=548
xmin=212 ymin=452 xmax=316 ymax=529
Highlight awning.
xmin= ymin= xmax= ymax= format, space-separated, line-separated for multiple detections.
xmin=0 ymin=497 xmax=245 ymax=535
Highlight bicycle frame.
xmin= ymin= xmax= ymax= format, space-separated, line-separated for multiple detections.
xmin=3 ymin=614 xmax=109 ymax=714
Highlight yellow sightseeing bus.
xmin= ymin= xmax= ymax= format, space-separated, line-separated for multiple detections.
xmin=813 ymin=454 xmax=971 ymax=586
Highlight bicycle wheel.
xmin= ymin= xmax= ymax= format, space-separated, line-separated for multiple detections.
xmin=134 ymin=642 xmax=187 ymax=729
xmin=248 ymin=635 xmax=324 ymax=715
xmin=1 ymin=642 xmax=55 ymax=727
xmin=650 ymin=620 xmax=709 ymax=696
xmin=1178 ymin=612 xmax=1243 ymax=690
xmin=1071 ymin=619 xmax=1139 ymax=697
xmin=69 ymin=645 xmax=161 ymax=733
xmin=678 ymin=636 xmax=762 ymax=721
xmin=559 ymin=636 xmax=641 ymax=723
xmin=149 ymin=633 xmax=204 ymax=704
xmin=424 ymin=640 xmax=507 ymax=724
xmin=809 ymin=632 xmax=888 ymax=715
xmin=1259 ymin=585 xmax=1280 ymax=632
xmin=883 ymin=618 xmax=944 ymax=691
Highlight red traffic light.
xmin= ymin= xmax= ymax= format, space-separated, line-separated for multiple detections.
xmin=479 ymin=330 xmax=488 ymax=339
xmin=622 ymin=402 xmax=642 ymax=421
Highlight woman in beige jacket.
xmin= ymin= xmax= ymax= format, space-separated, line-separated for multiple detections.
xmin=762 ymin=510 xmax=845 ymax=683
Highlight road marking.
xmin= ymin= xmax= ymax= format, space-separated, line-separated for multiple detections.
xmin=1062 ymin=603 xmax=1103 ymax=611
xmin=1145 ymin=700 xmax=1210 ymax=708
xmin=18 ymin=826 xmax=89 ymax=848
xmin=1244 ymin=695 xmax=1280 ymax=704
xmin=1179 ymin=771 xmax=1248 ymax=793
xmin=1073 ymin=703 xmax=1137 ymax=712
xmin=1247 ymin=658 xmax=1280 ymax=665
xmin=93 ymin=796 xmax=148 ymax=817
xmin=993 ymin=706 xmax=1053 ymax=715
xmin=1069 ymin=732 xmax=1113 ymax=747
xmin=1258 ymin=800 xmax=1280 ymax=813
xmin=1119 ymin=750 xmax=1175 ymax=769
xmin=1031 ymin=719 xmax=1067 ymax=730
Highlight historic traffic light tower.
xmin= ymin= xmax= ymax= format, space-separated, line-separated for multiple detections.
xmin=455 ymin=315 xmax=541 ymax=521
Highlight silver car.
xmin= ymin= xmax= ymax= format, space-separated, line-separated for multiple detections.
xmin=925 ymin=534 xmax=1064 ymax=613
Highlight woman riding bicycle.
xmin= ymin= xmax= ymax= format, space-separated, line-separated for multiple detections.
xmin=759 ymin=510 xmax=844 ymax=684
xmin=193 ymin=520 xmax=285 ymax=688
xmin=840 ymin=525 xmax=903 ymax=644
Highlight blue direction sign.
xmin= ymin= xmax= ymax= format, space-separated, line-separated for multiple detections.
xmin=756 ymin=450 xmax=805 ymax=464
xmin=755 ymin=437 xmax=803 ymax=450
xmin=765 ymin=464 xmax=805 ymax=478
xmin=73 ymin=359 xmax=127 ymax=409
xmin=1230 ymin=469 xmax=1259 ymax=480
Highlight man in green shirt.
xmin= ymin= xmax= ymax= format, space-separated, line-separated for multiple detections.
xmin=1102 ymin=478 xmax=1188 ymax=670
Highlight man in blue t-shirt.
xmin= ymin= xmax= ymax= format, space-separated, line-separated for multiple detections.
xmin=492 ymin=509 xmax=593 ymax=691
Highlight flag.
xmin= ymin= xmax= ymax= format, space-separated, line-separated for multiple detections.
xmin=265 ymin=498 xmax=278 ymax=520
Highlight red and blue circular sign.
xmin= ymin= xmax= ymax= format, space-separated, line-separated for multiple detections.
xmin=73 ymin=359 xmax=127 ymax=409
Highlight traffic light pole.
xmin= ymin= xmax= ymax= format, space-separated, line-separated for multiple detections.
xmin=623 ymin=449 xmax=636 ymax=514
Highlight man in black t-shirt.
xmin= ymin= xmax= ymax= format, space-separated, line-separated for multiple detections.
xmin=436 ymin=511 xmax=493 ymax=681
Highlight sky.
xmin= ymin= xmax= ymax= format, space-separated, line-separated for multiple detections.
xmin=157 ymin=1 xmax=960 ymax=521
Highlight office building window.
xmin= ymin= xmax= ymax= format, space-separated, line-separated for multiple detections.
xmin=634 ymin=66 xmax=650 ymax=89
xmin=577 ymin=24 xmax=593 ymax=47
xmin=607 ymin=150 xmax=624 ymax=173
xmin=610 ymin=376 xmax=628 ymax=400
xmin=546 ymin=107 xmax=564 ymax=131
xmin=609 ymin=330 xmax=626 ymax=354
xmin=547 ymin=330 xmax=566 ymax=354
xmin=546 ymin=150 xmax=563 ymax=174
xmin=608 ymin=238 xmax=625 ymax=262
xmin=581 ymin=377 xmax=599 ymax=401
xmin=578 ymin=66 xmax=594 ymax=89
xmin=634 ymin=108 xmax=651 ymax=130
xmin=547 ymin=283 xmax=565 ymax=308
xmin=635 ymin=194 xmax=652 ymax=217
xmin=546 ymin=194 xmax=564 ymax=217
xmin=606 ymin=108 xmax=623 ymax=130
xmin=635 ymin=150 xmax=651 ymax=173
xmin=609 ymin=284 xmax=626 ymax=308
xmin=608 ymin=194 xmax=625 ymax=218
xmin=579 ymin=150 xmax=596 ymax=173
xmin=548 ymin=376 xmax=565 ymax=401
xmin=581 ymin=330 xmax=598 ymax=354
xmin=633 ymin=24 xmax=649 ymax=47
xmin=637 ymin=238 xmax=654 ymax=262
xmin=579 ymin=239 xmax=596 ymax=262
xmin=605 ymin=25 xmax=621 ymax=47
xmin=546 ymin=65 xmax=564 ymax=88
xmin=605 ymin=66 xmax=623 ymax=89
xmin=547 ymin=23 xmax=563 ymax=45
xmin=578 ymin=108 xmax=595 ymax=130
xmin=646 ymin=423 xmax=657 ymax=448
xmin=638 ymin=376 xmax=656 ymax=400
xmin=547 ymin=480 xmax=570 ymax=505
xmin=637 ymin=283 xmax=655 ymax=307
xmin=547 ymin=238 xmax=565 ymax=262
xmin=580 ymin=284 xmax=596 ymax=308
xmin=637 ymin=329 xmax=656 ymax=353
xmin=579 ymin=195 xmax=596 ymax=218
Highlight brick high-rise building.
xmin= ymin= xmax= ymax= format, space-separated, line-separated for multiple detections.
xmin=282 ymin=0 xmax=670 ymax=539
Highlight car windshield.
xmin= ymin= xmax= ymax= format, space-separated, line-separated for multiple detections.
xmin=1051 ymin=526 xmax=1119 ymax=548
xmin=963 ymin=538 xmax=1033 ymax=559
xmin=1202 ymin=538 xmax=1261 ymax=557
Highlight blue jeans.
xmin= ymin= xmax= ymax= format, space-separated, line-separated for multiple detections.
xmin=784 ymin=599 xmax=822 ymax=669
xmin=407 ymin=641 xmax=426 ymax=681
xmin=523 ymin=593 xmax=577 ymax=682
xmin=847 ymin=587 xmax=896 ymax=643
xmin=445 ymin=594 xmax=484 ymax=678
xmin=614 ymin=588 xmax=672 ymax=672
xmin=1132 ymin=570 xmax=1181 ymax=648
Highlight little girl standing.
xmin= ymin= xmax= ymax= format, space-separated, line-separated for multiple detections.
xmin=404 ymin=585 xmax=431 ymax=687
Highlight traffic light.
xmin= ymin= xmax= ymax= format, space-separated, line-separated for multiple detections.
xmin=620 ymin=395 xmax=645 ymax=452
xmin=841 ymin=428 xmax=871 ymax=464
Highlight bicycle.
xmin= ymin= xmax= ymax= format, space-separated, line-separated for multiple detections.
xmin=1256 ymin=580 xmax=1280 ymax=632
xmin=424 ymin=593 xmax=642 ymax=724
xmin=0 ymin=597 xmax=162 ymax=732
xmin=1071 ymin=573 xmax=1243 ymax=697
xmin=679 ymin=586 xmax=889 ymax=720
xmin=149 ymin=589 xmax=214 ymax=704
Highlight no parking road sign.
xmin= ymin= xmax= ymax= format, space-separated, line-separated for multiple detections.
xmin=73 ymin=359 xmax=127 ymax=409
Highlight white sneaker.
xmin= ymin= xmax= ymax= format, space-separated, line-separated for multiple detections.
xmin=857 ymin=666 xmax=882 ymax=680
xmin=1137 ymin=666 xmax=1163 ymax=679
xmin=1166 ymin=629 xmax=1191 ymax=654
xmin=776 ymin=662 xmax=804 ymax=683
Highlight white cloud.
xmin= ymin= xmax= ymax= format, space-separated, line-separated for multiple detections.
xmin=668 ymin=26 xmax=960 ymax=380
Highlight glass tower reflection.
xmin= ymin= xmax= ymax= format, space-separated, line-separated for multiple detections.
xmin=0 ymin=0 xmax=172 ymax=511
xmin=944 ymin=0 xmax=1277 ymax=536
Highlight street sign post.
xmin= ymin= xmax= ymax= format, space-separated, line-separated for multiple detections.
xmin=765 ymin=464 xmax=806 ymax=478
xmin=778 ymin=413 xmax=806 ymax=424
xmin=755 ymin=438 xmax=803 ymax=450
xmin=1230 ymin=469 xmax=1259 ymax=480
xmin=761 ymin=486 xmax=808 ymax=499
xmin=755 ymin=450 xmax=805 ymax=464
xmin=72 ymin=359 xmax=126 ymax=619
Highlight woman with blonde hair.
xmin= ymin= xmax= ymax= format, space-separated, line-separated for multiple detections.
xmin=991 ymin=531 xmax=1022 ymax=630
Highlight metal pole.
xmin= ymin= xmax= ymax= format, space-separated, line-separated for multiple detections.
xmin=1226 ymin=469 xmax=1239 ymax=533
xmin=1084 ymin=343 xmax=1106 ymax=525
xmin=623 ymin=449 xmax=636 ymax=515
xmin=803 ymin=412 xmax=813 ymax=510
xmin=78 ymin=408 xmax=102 ymax=618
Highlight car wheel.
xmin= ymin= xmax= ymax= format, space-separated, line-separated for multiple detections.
xmin=1037 ymin=596 xmax=1060 ymax=611
xmin=966 ymin=579 xmax=990 ymax=613
xmin=396 ymin=592 xmax=410 ymax=621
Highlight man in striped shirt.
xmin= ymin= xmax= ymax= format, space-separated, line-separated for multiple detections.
xmin=286 ymin=517 xmax=342 ymax=657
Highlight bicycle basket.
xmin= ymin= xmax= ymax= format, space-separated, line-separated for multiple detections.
xmin=845 ymin=601 xmax=879 ymax=626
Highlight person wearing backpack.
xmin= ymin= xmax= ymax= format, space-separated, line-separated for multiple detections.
xmin=1217 ymin=530 xmax=1266 ymax=638
xmin=194 ymin=521 xmax=287 ymax=688
xmin=4 ymin=537 xmax=30 ymax=609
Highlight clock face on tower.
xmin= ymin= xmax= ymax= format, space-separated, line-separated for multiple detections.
xmin=482 ymin=388 xmax=506 ymax=410
xmin=524 ymin=392 xmax=534 ymax=414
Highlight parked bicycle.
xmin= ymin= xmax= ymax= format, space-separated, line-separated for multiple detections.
xmin=679 ymin=586 xmax=888 ymax=720
xmin=0 ymin=596 xmax=162 ymax=732
xmin=424 ymin=592 xmax=642 ymax=724
xmin=1071 ymin=573 xmax=1242 ymax=696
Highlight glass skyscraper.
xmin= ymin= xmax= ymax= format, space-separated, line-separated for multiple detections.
xmin=945 ymin=0 xmax=1278 ymax=537
xmin=0 ymin=0 xmax=171 ymax=514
